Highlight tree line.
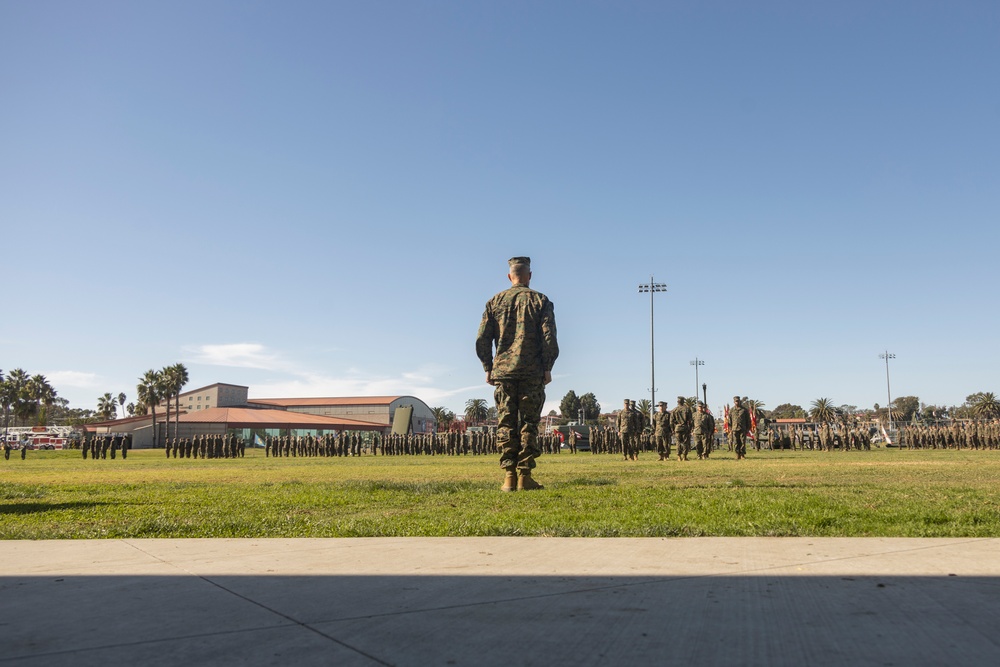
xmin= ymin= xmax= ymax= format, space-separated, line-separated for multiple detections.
xmin=0 ymin=369 xmax=57 ymax=429
xmin=428 ymin=390 xmax=1000 ymax=433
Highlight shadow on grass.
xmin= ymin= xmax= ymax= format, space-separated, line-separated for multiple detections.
xmin=0 ymin=501 xmax=110 ymax=515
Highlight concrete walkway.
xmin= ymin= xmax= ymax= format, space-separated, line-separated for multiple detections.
xmin=2 ymin=538 xmax=999 ymax=666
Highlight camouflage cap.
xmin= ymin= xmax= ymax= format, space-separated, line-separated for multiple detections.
xmin=508 ymin=256 xmax=531 ymax=270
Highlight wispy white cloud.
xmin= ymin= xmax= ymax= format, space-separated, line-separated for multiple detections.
xmin=185 ymin=342 xmax=478 ymax=407
xmin=44 ymin=371 xmax=101 ymax=388
xmin=251 ymin=372 xmax=478 ymax=406
xmin=183 ymin=343 xmax=290 ymax=372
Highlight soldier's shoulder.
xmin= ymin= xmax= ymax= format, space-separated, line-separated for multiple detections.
xmin=518 ymin=286 xmax=552 ymax=305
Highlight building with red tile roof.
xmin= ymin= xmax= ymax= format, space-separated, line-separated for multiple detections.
xmin=93 ymin=383 xmax=434 ymax=448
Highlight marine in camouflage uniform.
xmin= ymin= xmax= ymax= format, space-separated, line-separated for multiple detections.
xmin=693 ymin=402 xmax=714 ymax=459
xmin=630 ymin=400 xmax=644 ymax=458
xmin=727 ymin=396 xmax=751 ymax=459
xmin=618 ymin=399 xmax=636 ymax=460
xmin=652 ymin=402 xmax=671 ymax=460
xmin=671 ymin=397 xmax=693 ymax=461
xmin=476 ymin=256 xmax=559 ymax=492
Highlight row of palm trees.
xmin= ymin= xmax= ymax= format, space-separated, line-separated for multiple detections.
xmin=809 ymin=394 xmax=1000 ymax=423
xmin=0 ymin=368 xmax=58 ymax=430
xmin=135 ymin=364 xmax=189 ymax=447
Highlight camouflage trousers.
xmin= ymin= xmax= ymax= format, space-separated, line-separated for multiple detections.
xmin=620 ymin=432 xmax=637 ymax=458
xmin=654 ymin=433 xmax=670 ymax=457
xmin=674 ymin=429 xmax=691 ymax=458
xmin=694 ymin=433 xmax=712 ymax=458
xmin=494 ymin=377 xmax=546 ymax=471
xmin=730 ymin=431 xmax=747 ymax=457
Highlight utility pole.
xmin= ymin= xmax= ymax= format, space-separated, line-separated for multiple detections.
xmin=637 ymin=277 xmax=667 ymax=424
xmin=879 ymin=351 xmax=896 ymax=432
xmin=690 ymin=358 xmax=704 ymax=404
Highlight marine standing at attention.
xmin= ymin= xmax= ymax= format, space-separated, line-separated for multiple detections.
xmin=727 ymin=396 xmax=751 ymax=460
xmin=476 ymin=256 xmax=559 ymax=492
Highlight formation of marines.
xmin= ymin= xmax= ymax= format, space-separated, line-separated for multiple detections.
xmin=258 ymin=431 xmax=561 ymax=458
xmin=165 ymin=434 xmax=245 ymax=459
xmin=899 ymin=420 xmax=1000 ymax=449
xmin=611 ymin=397 xmax=716 ymax=461
xmin=78 ymin=434 xmax=133 ymax=460
xmin=12 ymin=419 xmax=1000 ymax=463
xmin=759 ymin=424 xmax=873 ymax=451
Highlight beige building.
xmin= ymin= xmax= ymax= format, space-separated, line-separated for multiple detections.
xmin=247 ymin=395 xmax=434 ymax=434
xmin=105 ymin=383 xmax=436 ymax=448
xmin=155 ymin=382 xmax=249 ymax=413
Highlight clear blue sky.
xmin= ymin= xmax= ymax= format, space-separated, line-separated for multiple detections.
xmin=2 ymin=1 xmax=998 ymax=419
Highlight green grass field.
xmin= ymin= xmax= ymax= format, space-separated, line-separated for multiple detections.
xmin=2 ymin=448 xmax=999 ymax=538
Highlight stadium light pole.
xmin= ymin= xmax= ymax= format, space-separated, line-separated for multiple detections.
xmin=880 ymin=351 xmax=896 ymax=431
xmin=638 ymin=277 xmax=667 ymax=424
xmin=690 ymin=358 xmax=704 ymax=403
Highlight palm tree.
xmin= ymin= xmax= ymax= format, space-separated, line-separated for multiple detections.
xmin=97 ymin=393 xmax=118 ymax=420
xmin=5 ymin=369 xmax=30 ymax=426
xmin=137 ymin=369 xmax=164 ymax=447
xmin=744 ymin=398 xmax=767 ymax=422
xmin=27 ymin=374 xmax=57 ymax=426
xmin=126 ymin=402 xmax=136 ymax=417
xmin=810 ymin=397 xmax=836 ymax=423
xmin=158 ymin=366 xmax=174 ymax=443
xmin=0 ymin=370 xmax=16 ymax=442
xmin=636 ymin=398 xmax=652 ymax=425
xmin=431 ymin=407 xmax=455 ymax=431
xmin=971 ymin=392 xmax=1000 ymax=419
xmin=118 ymin=392 xmax=127 ymax=419
xmin=167 ymin=363 xmax=189 ymax=438
xmin=464 ymin=398 xmax=489 ymax=426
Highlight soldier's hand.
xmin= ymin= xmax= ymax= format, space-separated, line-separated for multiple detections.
xmin=486 ymin=371 xmax=495 ymax=386
xmin=544 ymin=371 xmax=552 ymax=385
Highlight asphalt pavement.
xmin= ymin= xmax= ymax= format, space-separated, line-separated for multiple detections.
xmin=2 ymin=537 xmax=999 ymax=666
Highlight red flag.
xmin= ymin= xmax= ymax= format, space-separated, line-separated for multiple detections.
xmin=723 ymin=405 xmax=730 ymax=434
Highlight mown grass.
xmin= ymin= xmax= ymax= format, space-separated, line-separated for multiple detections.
xmin=1 ymin=449 xmax=999 ymax=538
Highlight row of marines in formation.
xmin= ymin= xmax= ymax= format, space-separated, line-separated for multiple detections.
xmin=730 ymin=421 xmax=1000 ymax=451
xmin=589 ymin=421 xmax=878 ymax=455
xmin=165 ymin=434 xmax=247 ymax=459
xmin=12 ymin=420 xmax=1000 ymax=463
xmin=79 ymin=434 xmax=134 ymax=460
xmin=898 ymin=420 xmax=1000 ymax=449
xmin=259 ymin=432 xmax=566 ymax=458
